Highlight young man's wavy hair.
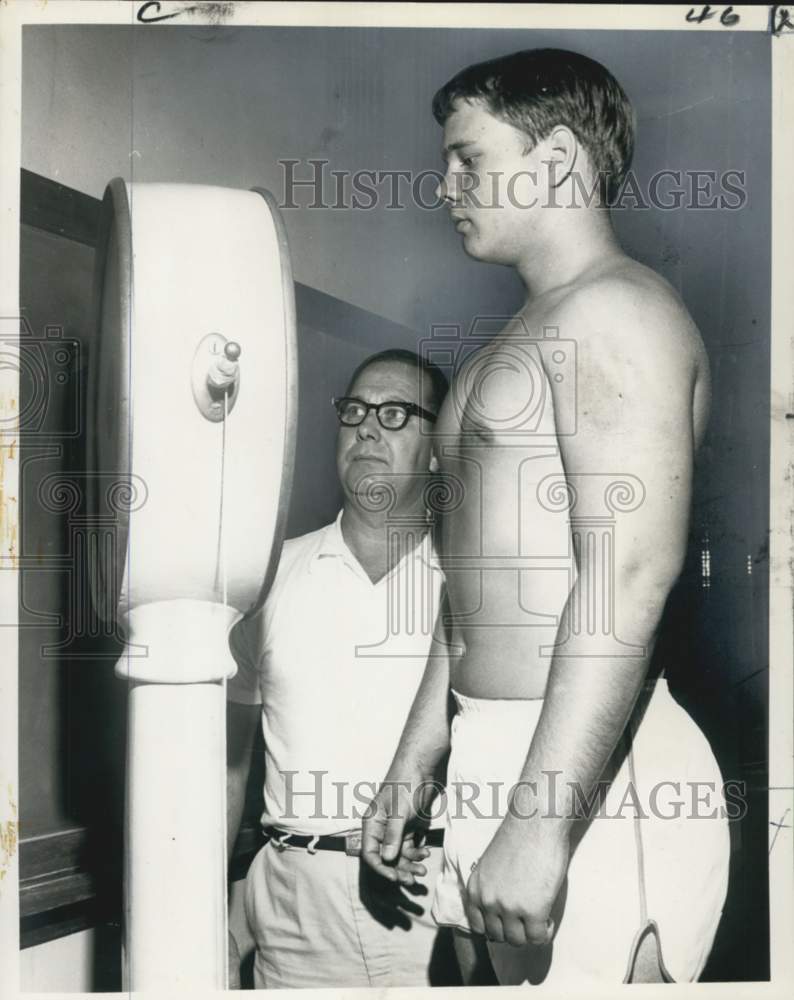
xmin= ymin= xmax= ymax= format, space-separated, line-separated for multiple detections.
xmin=432 ymin=48 xmax=635 ymax=203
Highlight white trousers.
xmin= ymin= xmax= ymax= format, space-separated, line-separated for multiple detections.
xmin=245 ymin=837 xmax=447 ymax=988
xmin=432 ymin=680 xmax=731 ymax=985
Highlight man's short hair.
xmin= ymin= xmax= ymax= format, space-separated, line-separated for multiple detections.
xmin=432 ymin=48 xmax=635 ymax=201
xmin=345 ymin=348 xmax=449 ymax=416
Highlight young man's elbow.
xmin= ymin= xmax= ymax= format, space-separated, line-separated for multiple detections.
xmin=619 ymin=555 xmax=684 ymax=610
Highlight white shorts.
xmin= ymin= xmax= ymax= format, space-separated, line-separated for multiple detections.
xmin=432 ymin=679 xmax=731 ymax=985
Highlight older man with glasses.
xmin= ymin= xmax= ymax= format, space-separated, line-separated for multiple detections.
xmin=225 ymin=348 xmax=454 ymax=989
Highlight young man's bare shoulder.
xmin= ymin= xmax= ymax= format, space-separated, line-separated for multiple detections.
xmin=549 ymin=258 xmax=702 ymax=364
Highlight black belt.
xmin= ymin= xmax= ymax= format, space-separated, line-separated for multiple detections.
xmin=263 ymin=825 xmax=444 ymax=857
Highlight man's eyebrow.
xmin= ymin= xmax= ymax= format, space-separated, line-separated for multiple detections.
xmin=441 ymin=139 xmax=475 ymax=161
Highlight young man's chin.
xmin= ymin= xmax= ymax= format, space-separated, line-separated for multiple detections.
xmin=460 ymin=231 xmax=487 ymax=260
xmin=461 ymin=235 xmax=504 ymax=266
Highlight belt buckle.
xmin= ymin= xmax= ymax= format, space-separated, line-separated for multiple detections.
xmin=344 ymin=830 xmax=362 ymax=857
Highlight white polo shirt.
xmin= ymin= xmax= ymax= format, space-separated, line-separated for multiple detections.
xmin=228 ymin=511 xmax=445 ymax=837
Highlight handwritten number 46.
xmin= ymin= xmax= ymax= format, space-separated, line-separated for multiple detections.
xmin=686 ymin=4 xmax=740 ymax=25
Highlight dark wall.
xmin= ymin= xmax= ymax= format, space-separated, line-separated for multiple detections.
xmin=22 ymin=28 xmax=771 ymax=337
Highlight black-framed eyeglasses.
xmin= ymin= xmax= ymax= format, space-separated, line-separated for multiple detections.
xmin=332 ymin=396 xmax=437 ymax=430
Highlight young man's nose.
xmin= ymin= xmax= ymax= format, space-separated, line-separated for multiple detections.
xmin=436 ymin=169 xmax=458 ymax=205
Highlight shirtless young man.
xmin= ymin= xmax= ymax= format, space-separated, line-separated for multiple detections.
xmin=362 ymin=49 xmax=730 ymax=985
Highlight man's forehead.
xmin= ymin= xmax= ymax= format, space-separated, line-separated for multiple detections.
xmin=350 ymin=361 xmax=426 ymax=400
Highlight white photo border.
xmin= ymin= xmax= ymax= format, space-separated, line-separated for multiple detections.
xmin=0 ymin=3 xmax=791 ymax=999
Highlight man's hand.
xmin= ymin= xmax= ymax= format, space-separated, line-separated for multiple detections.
xmin=464 ymin=815 xmax=570 ymax=949
xmin=361 ymin=780 xmax=430 ymax=885
xmin=359 ymin=857 xmax=430 ymax=930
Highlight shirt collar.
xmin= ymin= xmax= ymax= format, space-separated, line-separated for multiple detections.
xmin=309 ymin=510 xmax=441 ymax=575
xmin=308 ymin=510 xmax=351 ymax=572
xmin=417 ymin=524 xmax=441 ymax=572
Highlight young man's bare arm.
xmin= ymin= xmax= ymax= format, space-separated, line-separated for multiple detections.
xmin=361 ymin=588 xmax=456 ymax=881
xmin=466 ymin=280 xmax=702 ymax=948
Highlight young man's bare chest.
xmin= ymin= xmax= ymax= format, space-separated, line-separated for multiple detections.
xmin=435 ymin=303 xmax=570 ymax=451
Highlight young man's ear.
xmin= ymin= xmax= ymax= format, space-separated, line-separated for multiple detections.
xmin=545 ymin=125 xmax=578 ymax=189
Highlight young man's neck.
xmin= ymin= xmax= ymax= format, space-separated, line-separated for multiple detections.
xmin=514 ymin=206 xmax=623 ymax=299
